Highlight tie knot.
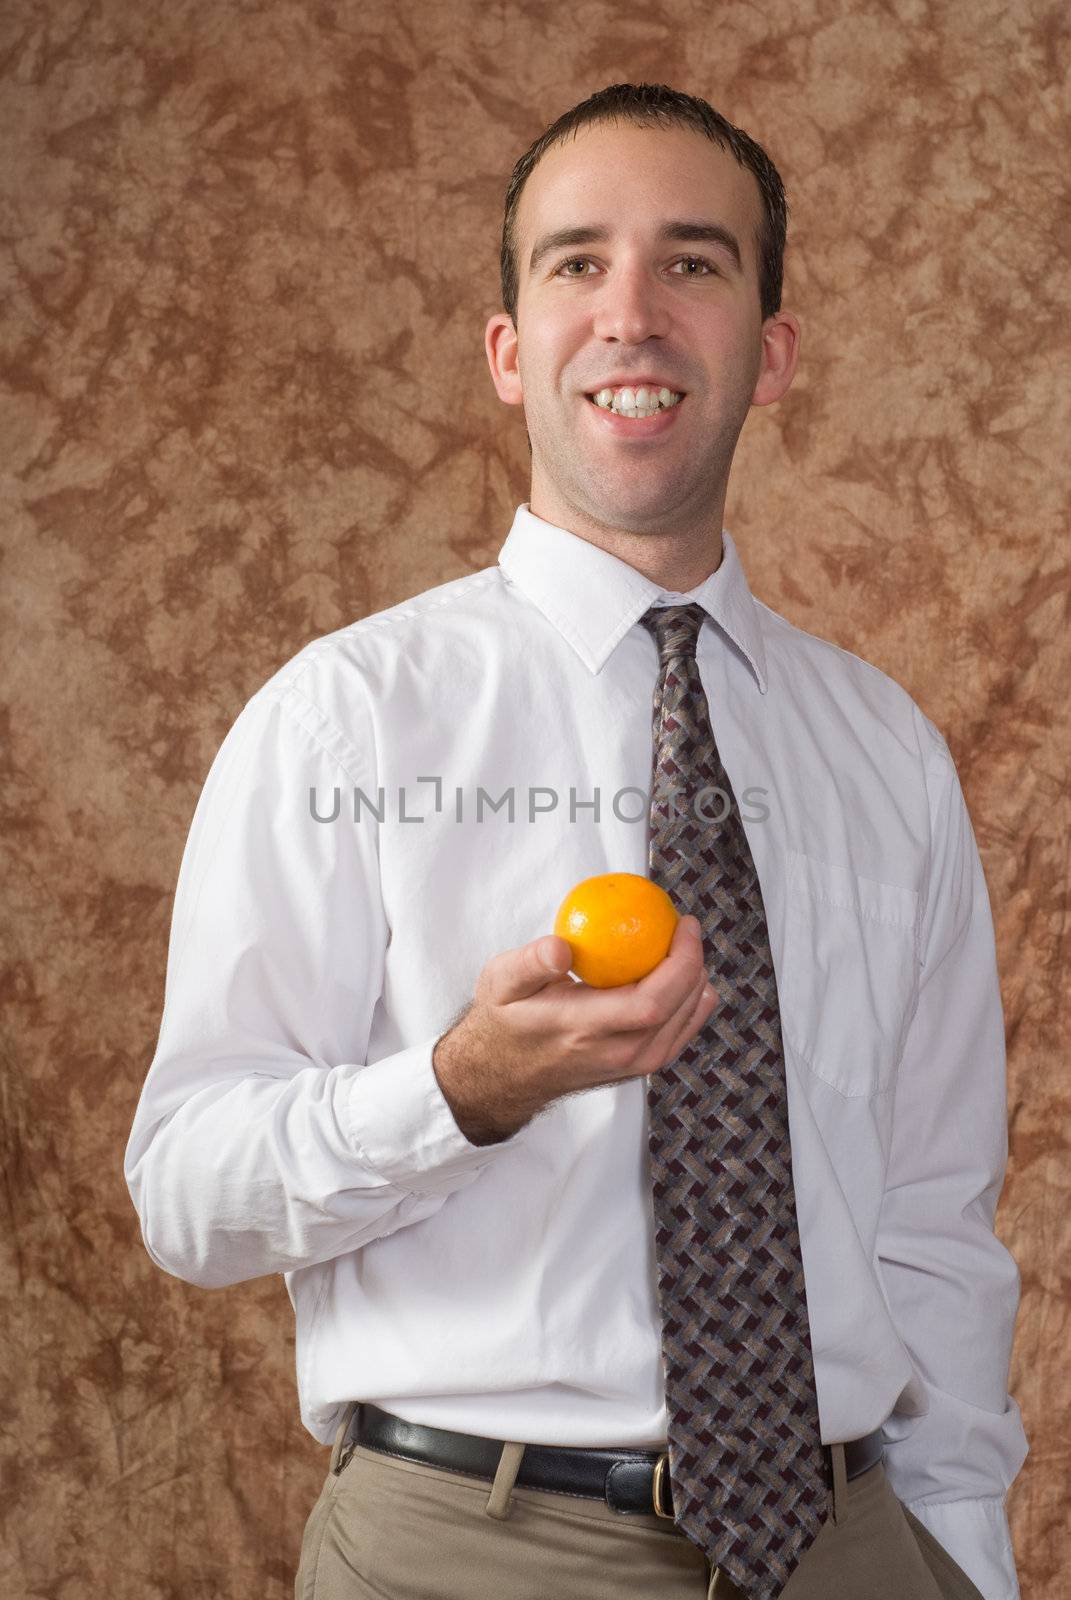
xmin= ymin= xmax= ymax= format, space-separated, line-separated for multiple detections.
xmin=639 ymin=602 xmax=706 ymax=665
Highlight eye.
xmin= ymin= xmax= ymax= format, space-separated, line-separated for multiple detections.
xmin=554 ymin=255 xmax=719 ymax=279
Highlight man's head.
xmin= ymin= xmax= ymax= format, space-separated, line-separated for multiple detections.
xmin=484 ymin=83 xmax=801 ymax=576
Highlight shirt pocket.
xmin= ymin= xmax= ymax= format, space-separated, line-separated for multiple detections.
xmin=778 ymin=850 xmax=920 ymax=1097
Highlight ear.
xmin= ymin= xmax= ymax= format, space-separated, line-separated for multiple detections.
xmin=485 ymin=312 xmax=524 ymax=406
xmin=751 ymin=310 xmax=801 ymax=408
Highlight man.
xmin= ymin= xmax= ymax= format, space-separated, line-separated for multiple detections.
xmin=124 ymin=83 xmax=1028 ymax=1600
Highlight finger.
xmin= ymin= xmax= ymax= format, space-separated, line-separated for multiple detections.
xmin=612 ymin=915 xmax=706 ymax=1029
xmin=661 ymin=977 xmax=719 ymax=1066
xmin=549 ymin=916 xmax=705 ymax=1040
xmin=483 ymin=935 xmax=574 ymax=1004
xmin=588 ymin=962 xmax=709 ymax=1069
xmin=502 ymin=915 xmax=705 ymax=1037
xmin=633 ymin=966 xmax=715 ymax=1066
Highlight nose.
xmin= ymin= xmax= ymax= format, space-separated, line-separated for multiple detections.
xmin=591 ymin=262 xmax=672 ymax=345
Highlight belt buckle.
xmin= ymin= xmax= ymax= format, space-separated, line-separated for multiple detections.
xmin=651 ymin=1452 xmax=674 ymax=1518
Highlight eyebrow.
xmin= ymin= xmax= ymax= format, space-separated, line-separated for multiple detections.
xmin=527 ymin=220 xmax=744 ymax=278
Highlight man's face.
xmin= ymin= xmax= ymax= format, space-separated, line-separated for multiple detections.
xmin=485 ymin=120 xmax=799 ymax=543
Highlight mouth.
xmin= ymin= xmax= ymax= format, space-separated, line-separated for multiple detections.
xmin=584 ymin=384 xmax=686 ymax=410
xmin=583 ymin=389 xmax=687 ymax=438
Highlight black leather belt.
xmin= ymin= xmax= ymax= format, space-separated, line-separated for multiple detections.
xmin=339 ymin=1401 xmax=885 ymax=1520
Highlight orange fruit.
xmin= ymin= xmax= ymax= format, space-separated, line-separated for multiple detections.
xmin=553 ymin=872 xmax=680 ymax=988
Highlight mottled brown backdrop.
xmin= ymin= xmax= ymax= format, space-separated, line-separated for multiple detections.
xmin=1 ymin=1 xmax=1067 ymax=1596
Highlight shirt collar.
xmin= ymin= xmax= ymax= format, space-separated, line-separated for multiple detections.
xmin=496 ymin=502 xmax=769 ymax=694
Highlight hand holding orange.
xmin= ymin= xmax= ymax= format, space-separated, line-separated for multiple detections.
xmin=553 ymin=872 xmax=683 ymax=988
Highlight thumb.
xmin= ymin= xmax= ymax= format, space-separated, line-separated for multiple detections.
xmin=536 ymin=934 xmax=573 ymax=974
xmin=489 ymin=935 xmax=573 ymax=1003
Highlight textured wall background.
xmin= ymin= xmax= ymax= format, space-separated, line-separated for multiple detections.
xmin=2 ymin=1 xmax=1067 ymax=1596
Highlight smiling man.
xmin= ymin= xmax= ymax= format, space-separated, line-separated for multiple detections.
xmin=483 ymin=115 xmax=798 ymax=594
xmin=125 ymin=83 xmax=1027 ymax=1600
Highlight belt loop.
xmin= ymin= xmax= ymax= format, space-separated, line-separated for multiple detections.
xmin=330 ymin=1400 xmax=360 ymax=1476
xmin=484 ymin=1441 xmax=526 ymax=1520
xmin=830 ymin=1441 xmax=849 ymax=1526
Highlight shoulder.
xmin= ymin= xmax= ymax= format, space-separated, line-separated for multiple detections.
xmin=752 ymin=595 xmax=951 ymax=767
xmin=251 ymin=563 xmax=507 ymax=708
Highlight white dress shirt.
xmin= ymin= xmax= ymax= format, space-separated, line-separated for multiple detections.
xmin=124 ymin=502 xmax=1028 ymax=1599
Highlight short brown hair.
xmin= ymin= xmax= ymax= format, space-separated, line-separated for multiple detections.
xmin=500 ymin=82 xmax=789 ymax=327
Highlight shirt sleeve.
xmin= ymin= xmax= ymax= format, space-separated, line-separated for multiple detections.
xmin=874 ymin=707 xmax=1030 ymax=1600
xmin=123 ymin=678 xmax=525 ymax=1291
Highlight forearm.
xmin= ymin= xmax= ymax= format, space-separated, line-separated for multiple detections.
xmin=125 ymin=1039 xmax=506 ymax=1289
xmin=874 ymin=712 xmax=1029 ymax=1598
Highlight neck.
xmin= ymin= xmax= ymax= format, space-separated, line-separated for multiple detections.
xmin=528 ymin=497 xmax=725 ymax=590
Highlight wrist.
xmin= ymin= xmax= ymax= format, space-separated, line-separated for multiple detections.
xmin=433 ymin=1022 xmax=530 ymax=1146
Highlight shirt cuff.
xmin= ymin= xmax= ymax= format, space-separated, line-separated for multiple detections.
xmin=901 ymin=1495 xmax=1020 ymax=1600
xmin=341 ymin=1036 xmax=527 ymax=1191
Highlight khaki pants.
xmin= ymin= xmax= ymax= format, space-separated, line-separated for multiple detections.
xmin=295 ymin=1402 xmax=984 ymax=1600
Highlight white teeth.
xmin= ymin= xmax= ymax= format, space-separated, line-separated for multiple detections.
xmin=591 ymin=385 xmax=682 ymax=417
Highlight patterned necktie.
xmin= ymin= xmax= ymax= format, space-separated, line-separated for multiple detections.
xmin=639 ymin=602 xmax=829 ymax=1600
